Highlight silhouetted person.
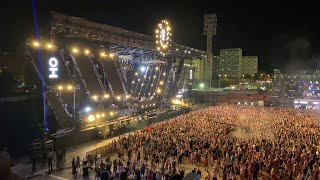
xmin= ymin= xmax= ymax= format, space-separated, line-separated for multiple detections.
xmin=48 ymin=154 xmax=53 ymax=173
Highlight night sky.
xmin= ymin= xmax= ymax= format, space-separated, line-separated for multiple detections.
xmin=2 ymin=0 xmax=320 ymax=72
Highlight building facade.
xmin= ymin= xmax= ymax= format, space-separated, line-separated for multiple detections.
xmin=241 ymin=56 xmax=258 ymax=75
xmin=219 ymin=48 xmax=242 ymax=78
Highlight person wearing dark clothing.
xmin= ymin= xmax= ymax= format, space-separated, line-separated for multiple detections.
xmin=179 ymin=169 xmax=185 ymax=178
xmin=32 ymin=156 xmax=36 ymax=173
xmin=100 ymin=171 xmax=109 ymax=180
xmin=253 ymin=161 xmax=260 ymax=180
xmin=72 ymin=158 xmax=77 ymax=176
xmin=48 ymin=154 xmax=53 ymax=173
xmin=82 ymin=161 xmax=89 ymax=178
xmin=192 ymin=168 xmax=196 ymax=173
xmin=135 ymin=169 xmax=141 ymax=180
xmin=120 ymin=171 xmax=128 ymax=180
xmin=197 ymin=169 xmax=201 ymax=176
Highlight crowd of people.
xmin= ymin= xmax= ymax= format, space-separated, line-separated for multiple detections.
xmin=74 ymin=105 xmax=320 ymax=179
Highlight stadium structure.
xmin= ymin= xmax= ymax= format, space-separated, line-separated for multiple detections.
xmin=24 ymin=12 xmax=205 ymax=133
xmin=270 ymin=69 xmax=320 ymax=108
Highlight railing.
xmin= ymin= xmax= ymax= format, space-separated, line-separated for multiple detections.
xmin=70 ymin=54 xmax=90 ymax=95
xmin=45 ymin=92 xmax=72 ymax=128
xmin=163 ymin=64 xmax=174 ymax=98
xmin=89 ymin=55 xmax=106 ymax=94
xmin=113 ymin=58 xmax=128 ymax=96
xmin=25 ymin=47 xmax=46 ymax=87
xmin=99 ymin=61 xmax=116 ymax=99
xmin=59 ymin=50 xmax=73 ymax=79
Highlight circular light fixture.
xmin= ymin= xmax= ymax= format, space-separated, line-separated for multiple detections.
xmin=155 ymin=20 xmax=172 ymax=55
xmin=84 ymin=49 xmax=90 ymax=55
xmin=72 ymin=48 xmax=79 ymax=53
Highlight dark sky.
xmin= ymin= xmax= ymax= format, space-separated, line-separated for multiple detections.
xmin=2 ymin=0 xmax=320 ymax=72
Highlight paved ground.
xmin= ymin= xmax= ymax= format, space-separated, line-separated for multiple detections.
xmin=11 ymin=131 xmax=134 ymax=179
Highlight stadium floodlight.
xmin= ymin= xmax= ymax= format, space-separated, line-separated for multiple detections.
xmin=155 ymin=20 xmax=172 ymax=55
xmin=88 ymin=115 xmax=95 ymax=122
xmin=72 ymin=48 xmax=79 ymax=53
xmin=84 ymin=106 xmax=92 ymax=113
xmin=33 ymin=41 xmax=40 ymax=47
xmin=84 ymin=49 xmax=90 ymax=55
xmin=140 ymin=66 xmax=146 ymax=72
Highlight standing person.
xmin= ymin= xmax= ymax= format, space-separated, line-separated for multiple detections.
xmin=72 ymin=158 xmax=77 ymax=176
xmin=76 ymin=156 xmax=81 ymax=172
xmin=32 ymin=154 xmax=36 ymax=173
xmin=204 ymin=154 xmax=209 ymax=171
xmin=47 ymin=153 xmax=53 ymax=173
xmin=82 ymin=161 xmax=89 ymax=178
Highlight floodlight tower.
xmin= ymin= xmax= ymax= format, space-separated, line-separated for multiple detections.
xmin=203 ymin=13 xmax=217 ymax=90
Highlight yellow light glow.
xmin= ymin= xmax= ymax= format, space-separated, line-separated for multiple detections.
xmin=101 ymin=113 xmax=105 ymax=117
xmin=163 ymin=73 xmax=166 ymax=76
xmin=109 ymin=53 xmax=114 ymax=58
xmin=156 ymin=67 xmax=159 ymax=70
xmin=172 ymin=99 xmax=176 ymax=104
xmin=72 ymin=48 xmax=79 ymax=53
xmin=160 ymin=81 xmax=163 ymax=85
xmin=47 ymin=43 xmax=53 ymax=49
xmin=96 ymin=114 xmax=101 ymax=119
xmin=88 ymin=115 xmax=95 ymax=122
xmin=157 ymin=89 xmax=161 ymax=93
xmin=126 ymin=95 xmax=130 ymax=99
xmin=57 ymin=85 xmax=63 ymax=90
xmin=100 ymin=52 xmax=107 ymax=57
xmin=153 ymin=103 xmax=155 ymax=106
xmin=116 ymin=96 xmax=121 ymax=100
xmin=104 ymin=94 xmax=110 ymax=99
xmin=67 ymin=85 xmax=73 ymax=90
xmin=33 ymin=41 xmax=40 ymax=47
xmin=92 ymin=95 xmax=98 ymax=100
xmin=155 ymin=29 xmax=159 ymax=33
xmin=141 ymin=105 xmax=144 ymax=108
xmin=110 ymin=112 xmax=114 ymax=116
xmin=84 ymin=49 xmax=90 ymax=55
xmin=132 ymin=81 xmax=135 ymax=84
